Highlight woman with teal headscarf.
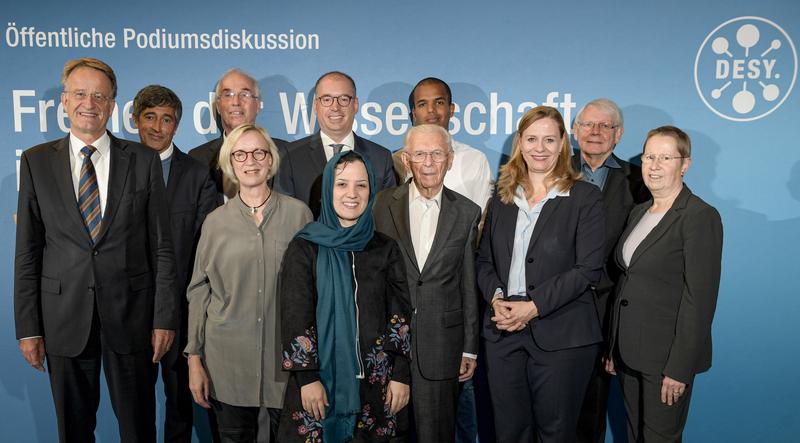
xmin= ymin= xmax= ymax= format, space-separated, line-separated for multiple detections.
xmin=278 ymin=151 xmax=413 ymax=442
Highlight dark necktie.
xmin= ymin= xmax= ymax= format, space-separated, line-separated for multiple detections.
xmin=78 ymin=145 xmax=102 ymax=243
xmin=331 ymin=143 xmax=344 ymax=155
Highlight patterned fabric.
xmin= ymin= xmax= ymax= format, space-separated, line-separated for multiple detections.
xmin=283 ymin=327 xmax=318 ymax=370
xmin=278 ymin=233 xmax=413 ymax=442
xmin=78 ymin=145 xmax=102 ymax=242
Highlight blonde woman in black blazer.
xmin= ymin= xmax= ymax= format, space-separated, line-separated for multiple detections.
xmin=477 ymin=106 xmax=605 ymax=443
xmin=606 ymin=126 xmax=723 ymax=442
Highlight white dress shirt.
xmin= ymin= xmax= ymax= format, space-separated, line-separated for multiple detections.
xmin=408 ymin=183 xmax=442 ymax=270
xmin=69 ymin=131 xmax=111 ymax=216
xmin=320 ymin=131 xmax=355 ymax=161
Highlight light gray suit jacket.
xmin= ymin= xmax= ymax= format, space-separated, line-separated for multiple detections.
xmin=374 ymin=183 xmax=480 ymax=380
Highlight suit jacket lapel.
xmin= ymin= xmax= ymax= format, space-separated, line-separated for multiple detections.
xmin=627 ymin=186 xmax=691 ymax=267
xmin=95 ymin=135 xmax=131 ymax=245
xmin=616 ymin=203 xmax=647 ymax=270
xmin=50 ymin=136 xmax=90 ymax=241
xmin=525 ymin=196 xmax=563 ymax=256
xmin=166 ymin=148 xmax=185 ymax=204
xmin=388 ymin=184 xmax=420 ymax=273
xmin=309 ymin=132 xmax=328 ymax=171
xmin=422 ymin=188 xmax=457 ymax=274
xmin=497 ymin=200 xmax=518 ymax=263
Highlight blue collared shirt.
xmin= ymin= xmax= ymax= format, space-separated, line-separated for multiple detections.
xmin=160 ymin=144 xmax=174 ymax=186
xmin=580 ymin=154 xmax=621 ymax=191
xmin=507 ymin=185 xmax=569 ymax=296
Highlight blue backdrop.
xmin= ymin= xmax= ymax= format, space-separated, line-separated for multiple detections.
xmin=2 ymin=1 xmax=798 ymax=441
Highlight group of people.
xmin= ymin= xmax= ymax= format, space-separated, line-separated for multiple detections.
xmin=13 ymin=57 xmax=722 ymax=443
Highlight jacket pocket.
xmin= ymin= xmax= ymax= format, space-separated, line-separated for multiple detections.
xmin=129 ymin=272 xmax=153 ymax=291
xmin=41 ymin=276 xmax=61 ymax=294
xmin=442 ymin=309 xmax=464 ymax=328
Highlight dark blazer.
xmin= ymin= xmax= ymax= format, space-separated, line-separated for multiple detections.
xmin=188 ymin=135 xmax=288 ymax=203
xmin=14 ymin=133 xmax=177 ymax=357
xmin=374 ymin=184 xmax=480 ymax=380
xmin=165 ymin=147 xmax=218 ymax=297
xmin=275 ymin=132 xmax=396 ymax=218
xmin=610 ymin=185 xmax=722 ymax=383
xmin=571 ymin=152 xmax=650 ymax=328
xmin=476 ymin=181 xmax=605 ymax=350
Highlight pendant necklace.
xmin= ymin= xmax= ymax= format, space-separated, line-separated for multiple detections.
xmin=239 ymin=189 xmax=271 ymax=215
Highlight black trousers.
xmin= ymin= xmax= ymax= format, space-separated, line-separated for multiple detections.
xmin=485 ymin=330 xmax=598 ymax=443
xmin=210 ymin=398 xmax=280 ymax=443
xmin=154 ymin=335 xmax=194 ymax=442
xmin=617 ymin=364 xmax=694 ymax=443
xmin=409 ymin=358 xmax=460 ymax=443
xmin=576 ymin=347 xmax=612 ymax=443
xmin=46 ymin=310 xmax=156 ymax=443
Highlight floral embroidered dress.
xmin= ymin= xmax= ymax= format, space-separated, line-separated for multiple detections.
xmin=278 ymin=232 xmax=412 ymax=443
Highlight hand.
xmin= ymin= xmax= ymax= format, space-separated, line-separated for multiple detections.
xmin=301 ymin=381 xmax=329 ymax=420
xmin=385 ymin=381 xmax=410 ymax=415
xmin=188 ymin=355 xmax=211 ymax=408
xmin=459 ymin=356 xmax=477 ymax=382
xmin=604 ymin=356 xmax=616 ymax=375
xmin=19 ymin=338 xmax=46 ymax=372
xmin=491 ymin=300 xmax=538 ymax=331
xmin=661 ymin=376 xmax=687 ymax=406
xmin=151 ymin=328 xmax=175 ymax=363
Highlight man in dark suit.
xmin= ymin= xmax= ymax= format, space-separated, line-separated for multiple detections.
xmin=133 ymin=85 xmax=218 ymax=443
xmin=189 ymin=68 xmax=287 ymax=202
xmin=14 ymin=57 xmax=177 ymax=442
xmin=374 ymin=124 xmax=480 ymax=442
xmin=275 ymin=71 xmax=396 ymax=217
xmin=571 ymin=98 xmax=650 ymax=443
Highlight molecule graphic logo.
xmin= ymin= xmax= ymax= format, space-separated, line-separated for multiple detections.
xmin=694 ymin=16 xmax=797 ymax=122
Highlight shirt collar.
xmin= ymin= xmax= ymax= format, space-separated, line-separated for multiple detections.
xmin=409 ymin=181 xmax=443 ymax=208
xmin=320 ymin=131 xmax=355 ymax=151
xmin=513 ymin=184 xmax=568 ymax=211
xmin=580 ymin=152 xmax=621 ymax=171
xmin=70 ymin=131 xmax=111 ymax=159
xmin=159 ymin=143 xmax=175 ymax=161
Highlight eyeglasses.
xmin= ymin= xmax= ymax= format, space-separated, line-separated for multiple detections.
xmin=219 ymin=90 xmax=259 ymax=102
xmin=231 ymin=149 xmax=269 ymax=162
xmin=406 ymin=150 xmax=449 ymax=163
xmin=575 ymin=121 xmax=619 ymax=132
xmin=640 ymin=153 xmax=687 ymax=163
xmin=317 ymin=95 xmax=353 ymax=107
xmin=63 ymin=90 xmax=113 ymax=104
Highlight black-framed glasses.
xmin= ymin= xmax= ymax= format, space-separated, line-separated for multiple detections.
xmin=640 ymin=153 xmax=687 ymax=163
xmin=575 ymin=121 xmax=619 ymax=132
xmin=231 ymin=149 xmax=269 ymax=162
xmin=406 ymin=150 xmax=449 ymax=163
xmin=219 ymin=90 xmax=260 ymax=101
xmin=317 ymin=95 xmax=353 ymax=107
xmin=63 ymin=90 xmax=112 ymax=103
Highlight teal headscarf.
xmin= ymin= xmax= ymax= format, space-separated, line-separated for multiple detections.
xmin=295 ymin=151 xmax=376 ymax=442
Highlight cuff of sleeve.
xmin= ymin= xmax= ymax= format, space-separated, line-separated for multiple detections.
xmin=390 ymin=356 xmax=411 ymax=384
xmin=296 ymin=371 xmax=321 ymax=387
xmin=462 ymin=352 xmax=478 ymax=360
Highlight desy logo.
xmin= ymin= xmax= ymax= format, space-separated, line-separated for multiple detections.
xmin=694 ymin=16 xmax=797 ymax=122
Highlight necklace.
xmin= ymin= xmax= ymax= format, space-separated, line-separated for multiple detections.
xmin=239 ymin=189 xmax=271 ymax=214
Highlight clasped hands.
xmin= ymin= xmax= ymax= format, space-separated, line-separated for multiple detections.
xmin=491 ymin=298 xmax=538 ymax=331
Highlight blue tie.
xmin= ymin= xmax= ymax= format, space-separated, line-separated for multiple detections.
xmin=78 ymin=145 xmax=102 ymax=243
